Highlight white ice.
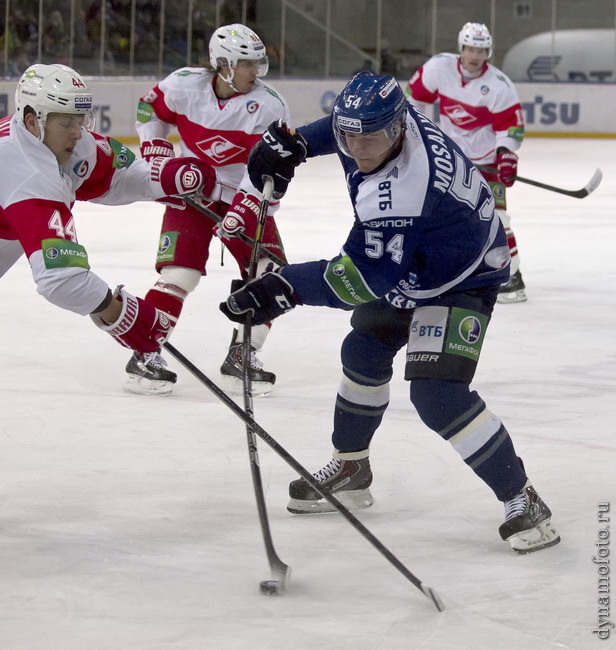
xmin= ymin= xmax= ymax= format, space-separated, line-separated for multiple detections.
xmin=1 ymin=139 xmax=615 ymax=649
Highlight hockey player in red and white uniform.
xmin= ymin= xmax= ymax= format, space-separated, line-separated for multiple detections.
xmin=127 ymin=23 xmax=291 ymax=396
xmin=408 ymin=22 xmax=527 ymax=303
xmin=0 ymin=64 xmax=216 ymax=357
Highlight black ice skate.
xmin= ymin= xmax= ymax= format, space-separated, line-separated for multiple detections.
xmin=123 ymin=351 xmax=177 ymax=396
xmin=220 ymin=329 xmax=275 ymax=397
xmin=497 ymin=270 xmax=527 ymax=304
xmin=499 ymin=482 xmax=560 ymax=553
xmin=287 ymin=449 xmax=373 ymax=514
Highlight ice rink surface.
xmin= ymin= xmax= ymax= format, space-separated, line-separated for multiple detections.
xmin=1 ymin=138 xmax=615 ymax=649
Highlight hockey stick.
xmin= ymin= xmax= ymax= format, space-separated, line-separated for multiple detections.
xmin=515 ymin=168 xmax=602 ymax=198
xmin=481 ymin=166 xmax=603 ymax=198
xmin=162 ymin=341 xmax=445 ymax=612
xmin=240 ymin=176 xmax=291 ymax=594
xmin=183 ymin=195 xmax=286 ymax=266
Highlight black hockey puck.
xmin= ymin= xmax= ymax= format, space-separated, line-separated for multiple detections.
xmin=259 ymin=580 xmax=282 ymax=595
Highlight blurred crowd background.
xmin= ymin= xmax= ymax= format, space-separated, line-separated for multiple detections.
xmin=1 ymin=0 xmax=614 ymax=80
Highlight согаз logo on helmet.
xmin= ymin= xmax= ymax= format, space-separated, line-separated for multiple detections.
xmin=337 ymin=116 xmax=362 ymax=132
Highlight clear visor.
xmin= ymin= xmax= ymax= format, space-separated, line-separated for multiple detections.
xmin=335 ymin=120 xmax=402 ymax=159
xmin=234 ymin=56 xmax=269 ymax=77
xmin=43 ymin=110 xmax=96 ymax=133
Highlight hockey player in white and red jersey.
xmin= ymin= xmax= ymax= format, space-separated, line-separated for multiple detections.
xmin=408 ymin=22 xmax=527 ymax=303
xmin=0 ymin=64 xmax=216 ymax=357
xmin=126 ymin=23 xmax=291 ymax=397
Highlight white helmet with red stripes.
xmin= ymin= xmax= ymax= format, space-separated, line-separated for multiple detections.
xmin=458 ymin=22 xmax=493 ymax=58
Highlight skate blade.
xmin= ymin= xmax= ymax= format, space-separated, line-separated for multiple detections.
xmin=123 ymin=374 xmax=175 ymax=396
xmin=507 ymin=519 xmax=561 ymax=554
xmin=497 ymin=289 xmax=527 ymax=304
xmin=287 ymin=489 xmax=374 ymax=514
xmin=219 ymin=374 xmax=273 ymax=397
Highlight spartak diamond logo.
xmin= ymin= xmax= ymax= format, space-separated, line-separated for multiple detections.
xmin=195 ymin=136 xmax=245 ymax=163
xmin=443 ymin=104 xmax=477 ymax=127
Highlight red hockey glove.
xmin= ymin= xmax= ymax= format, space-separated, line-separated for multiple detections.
xmin=92 ymin=286 xmax=173 ymax=354
xmin=496 ymin=149 xmax=518 ymax=188
xmin=219 ymin=191 xmax=260 ymax=239
xmin=140 ymin=138 xmax=174 ymax=162
xmin=220 ymin=271 xmax=297 ymax=325
xmin=151 ymin=156 xmax=217 ymax=198
xmin=248 ymin=120 xmax=308 ymax=199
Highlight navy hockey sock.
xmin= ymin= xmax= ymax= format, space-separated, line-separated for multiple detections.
xmin=331 ymin=330 xmax=399 ymax=452
xmin=410 ymin=378 xmax=527 ymax=500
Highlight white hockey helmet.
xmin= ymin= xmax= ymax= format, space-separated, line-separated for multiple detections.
xmin=458 ymin=22 xmax=493 ymax=58
xmin=15 ymin=64 xmax=95 ymax=131
xmin=208 ymin=23 xmax=269 ymax=86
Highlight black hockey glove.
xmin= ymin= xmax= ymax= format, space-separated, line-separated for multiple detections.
xmin=248 ymin=120 xmax=308 ymax=199
xmin=219 ymin=271 xmax=298 ymax=325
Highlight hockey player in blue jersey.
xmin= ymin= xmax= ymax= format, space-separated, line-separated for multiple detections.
xmin=220 ymin=72 xmax=559 ymax=554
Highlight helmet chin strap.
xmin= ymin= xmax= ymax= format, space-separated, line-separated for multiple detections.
xmin=36 ymin=116 xmax=46 ymax=141
xmin=218 ymin=67 xmax=240 ymax=94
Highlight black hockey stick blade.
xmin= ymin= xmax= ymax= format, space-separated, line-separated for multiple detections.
xmin=251 ymin=453 xmax=292 ymax=590
xmin=183 ymin=195 xmax=286 ymax=266
xmin=421 ymin=584 xmax=445 ymax=612
xmin=515 ymin=167 xmax=602 ymax=198
xmin=481 ymin=166 xmax=603 ymax=199
xmin=245 ymin=426 xmax=291 ymax=590
xmin=163 ymin=342 xmax=444 ymax=611
xmin=241 ymin=176 xmax=291 ymax=592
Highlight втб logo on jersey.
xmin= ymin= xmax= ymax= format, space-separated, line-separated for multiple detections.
xmin=443 ymin=104 xmax=476 ymax=127
xmin=196 ymin=135 xmax=245 ymax=163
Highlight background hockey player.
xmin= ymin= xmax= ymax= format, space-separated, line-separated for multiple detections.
xmin=0 ymin=64 xmax=215 ymax=359
xmin=221 ymin=72 xmax=560 ymax=554
xmin=408 ymin=22 xmax=527 ymax=303
xmin=128 ymin=23 xmax=290 ymax=396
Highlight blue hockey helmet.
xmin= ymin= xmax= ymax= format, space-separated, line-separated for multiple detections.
xmin=332 ymin=71 xmax=407 ymax=158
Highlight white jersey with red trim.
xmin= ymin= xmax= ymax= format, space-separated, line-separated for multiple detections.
xmin=408 ymin=53 xmax=524 ymax=165
xmin=136 ymin=68 xmax=291 ymax=205
xmin=0 ymin=115 xmax=164 ymax=315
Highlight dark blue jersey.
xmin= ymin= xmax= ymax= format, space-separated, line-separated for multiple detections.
xmin=281 ymin=105 xmax=510 ymax=310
